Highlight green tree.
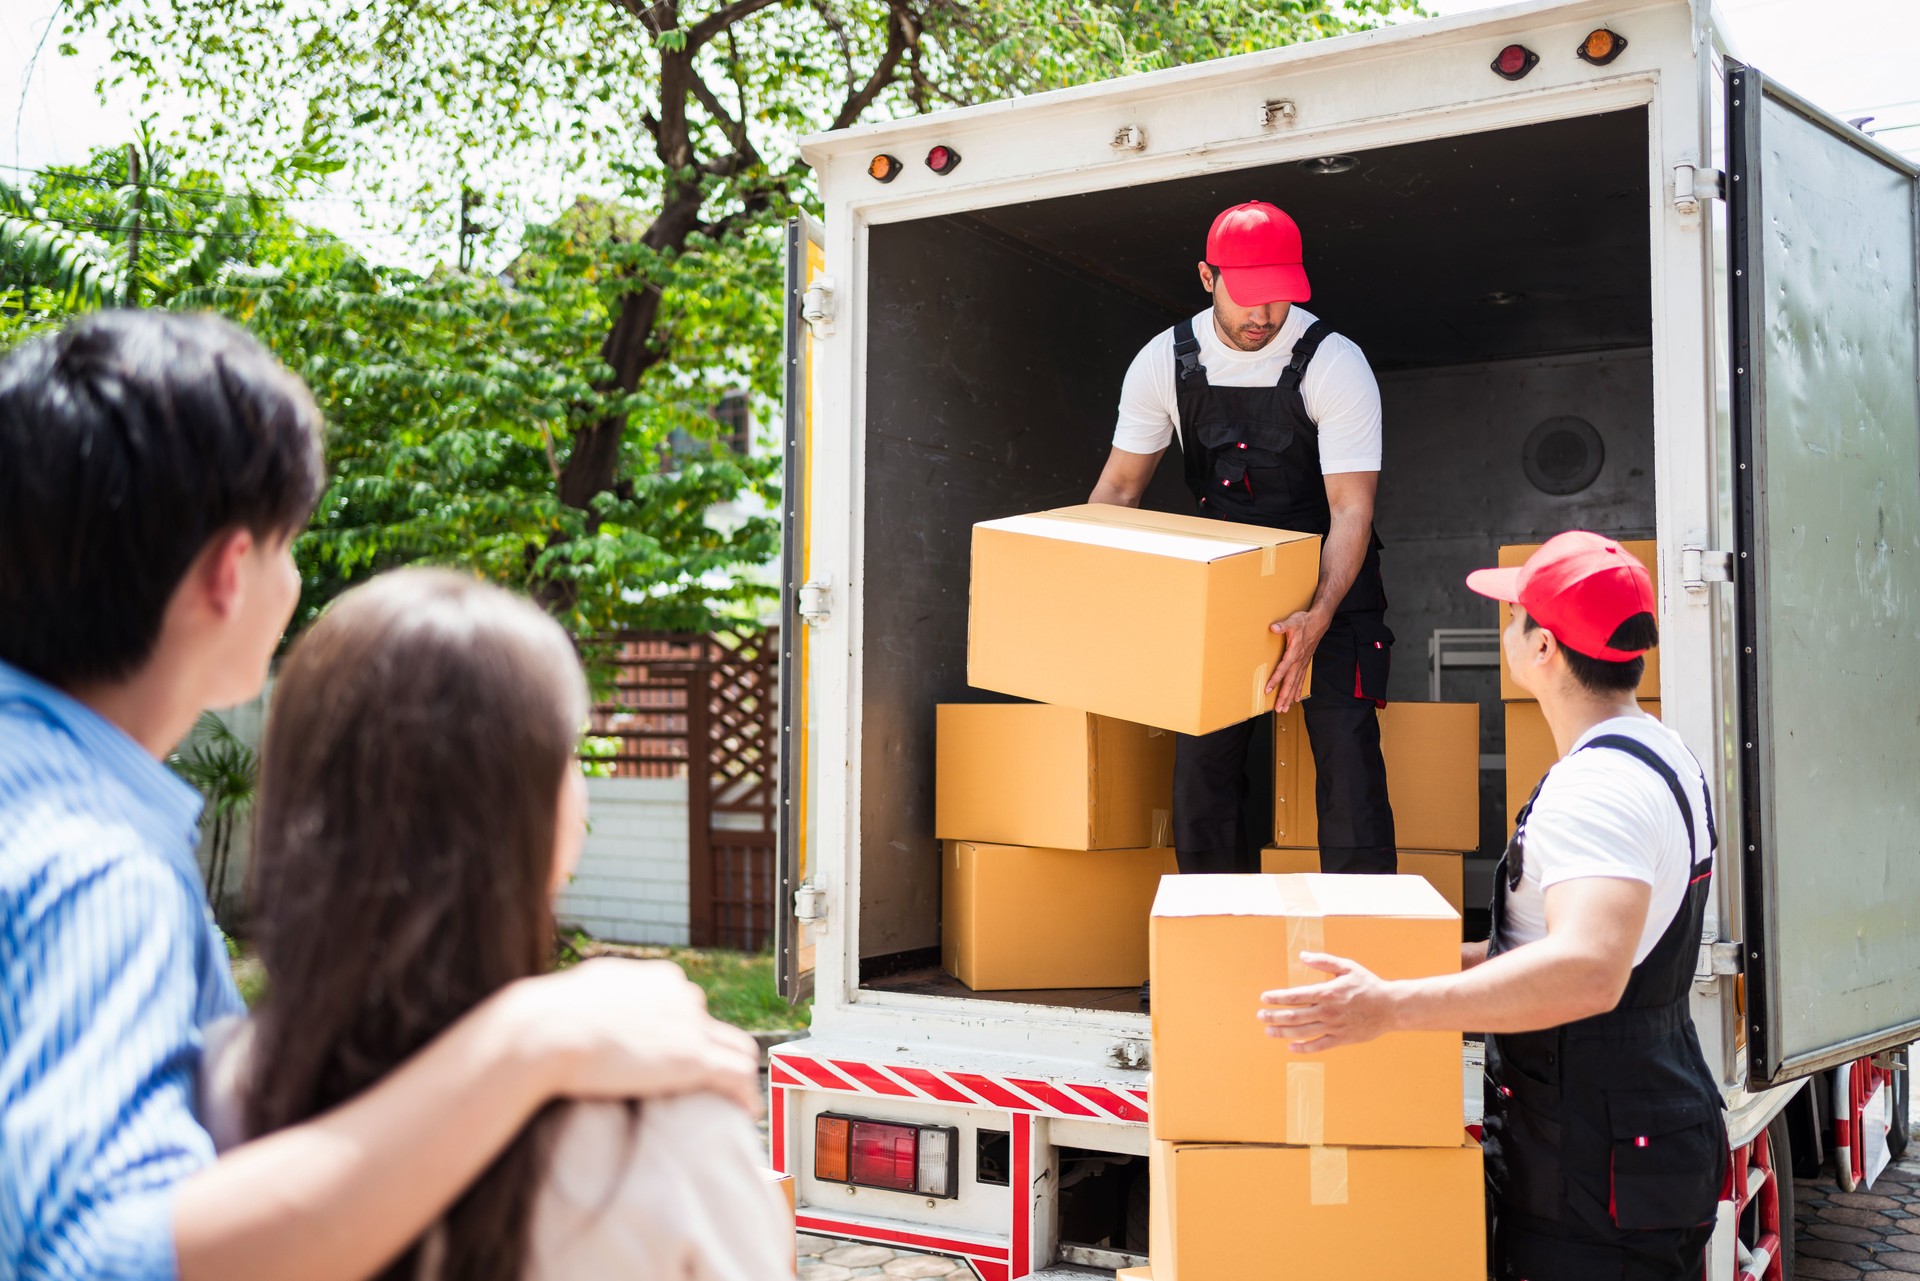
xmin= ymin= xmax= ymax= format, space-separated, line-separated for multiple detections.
xmin=62 ymin=0 xmax=1415 ymax=621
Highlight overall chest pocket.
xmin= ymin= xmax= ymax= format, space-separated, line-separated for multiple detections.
xmin=1606 ymin=1090 xmax=1728 ymax=1230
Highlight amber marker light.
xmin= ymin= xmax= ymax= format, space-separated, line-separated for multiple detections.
xmin=814 ymin=1115 xmax=850 ymax=1183
xmin=1577 ymin=28 xmax=1627 ymax=65
xmin=868 ymin=154 xmax=902 ymax=183
xmin=1491 ymin=43 xmax=1539 ymax=81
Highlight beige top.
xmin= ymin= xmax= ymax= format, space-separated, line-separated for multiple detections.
xmin=200 ymin=1018 xmax=793 ymax=1281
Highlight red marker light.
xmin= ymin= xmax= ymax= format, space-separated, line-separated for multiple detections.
xmin=926 ymin=145 xmax=962 ymax=176
xmin=1491 ymin=43 xmax=1538 ymax=81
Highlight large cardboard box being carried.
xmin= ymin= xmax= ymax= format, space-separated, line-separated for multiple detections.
xmin=1149 ymin=874 xmax=1462 ymax=1147
xmin=1504 ymin=700 xmax=1662 ymax=829
xmin=936 ymin=704 xmax=1173 ymax=851
xmin=1272 ymin=701 xmax=1480 ymax=852
xmin=943 ymin=841 xmax=1174 ymax=990
xmin=1148 ymin=1137 xmax=1485 ymax=1281
xmin=1498 ymin=538 xmax=1660 ymax=701
xmin=1261 ymin=846 xmax=1466 ymax=916
xmin=969 ymin=505 xmax=1319 ymax=737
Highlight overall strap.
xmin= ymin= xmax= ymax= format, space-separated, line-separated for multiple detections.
xmin=1575 ymin=734 xmax=1714 ymax=866
xmin=1277 ymin=319 xmax=1337 ymax=392
xmin=1173 ymin=316 xmax=1204 ymax=383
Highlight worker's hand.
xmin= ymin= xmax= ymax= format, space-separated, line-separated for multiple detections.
xmin=507 ymin=957 xmax=763 ymax=1116
xmin=1256 ymin=953 xmax=1398 ymax=1052
xmin=1265 ymin=607 xmax=1331 ymax=713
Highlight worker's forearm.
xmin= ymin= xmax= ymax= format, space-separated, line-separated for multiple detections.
xmin=1308 ymin=507 xmax=1369 ymax=619
xmin=1088 ymin=478 xmax=1144 ymax=507
xmin=1388 ymin=938 xmax=1622 ymax=1035
xmin=174 ymin=980 xmax=565 ymax=1281
xmin=1460 ymin=939 xmax=1490 ymax=970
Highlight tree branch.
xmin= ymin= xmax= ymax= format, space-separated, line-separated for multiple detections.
xmin=829 ymin=4 xmax=916 ymax=131
xmin=684 ymin=62 xmax=749 ymax=154
xmin=684 ymin=0 xmax=781 ymax=53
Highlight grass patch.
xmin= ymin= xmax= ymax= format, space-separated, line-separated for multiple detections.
xmin=561 ymin=932 xmax=811 ymax=1033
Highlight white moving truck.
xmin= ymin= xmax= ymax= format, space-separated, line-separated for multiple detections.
xmin=772 ymin=1 xmax=1920 ymax=1275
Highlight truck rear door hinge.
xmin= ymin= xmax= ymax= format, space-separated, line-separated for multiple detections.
xmin=1681 ymin=536 xmax=1734 ymax=592
xmin=1673 ymin=164 xmax=1726 ymax=215
xmin=1696 ymin=940 xmax=1744 ymax=982
xmin=796 ymin=576 xmax=833 ymax=627
xmin=802 ymin=275 xmax=836 ymax=339
xmin=794 ymin=880 xmax=827 ymax=927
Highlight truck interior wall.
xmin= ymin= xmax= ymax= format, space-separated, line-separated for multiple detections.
xmin=860 ymin=219 xmax=1177 ymax=960
xmin=858 ymin=107 xmax=1655 ymax=970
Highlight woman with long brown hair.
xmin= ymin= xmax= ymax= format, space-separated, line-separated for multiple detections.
xmin=200 ymin=569 xmax=792 ymax=1280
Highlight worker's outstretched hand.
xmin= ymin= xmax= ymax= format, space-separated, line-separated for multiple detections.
xmin=1256 ymin=953 xmax=1396 ymax=1052
xmin=1266 ymin=607 xmax=1330 ymax=712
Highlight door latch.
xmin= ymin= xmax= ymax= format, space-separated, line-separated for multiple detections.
xmin=802 ymin=276 xmax=836 ymax=339
xmin=1681 ymin=536 xmax=1734 ymax=592
xmin=794 ymin=879 xmax=827 ymax=926
xmin=797 ymin=576 xmax=833 ymax=628
xmin=1673 ymin=164 xmax=1726 ymax=215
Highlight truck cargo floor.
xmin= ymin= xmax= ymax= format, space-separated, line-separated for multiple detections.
xmin=862 ymin=966 xmax=1142 ymax=1012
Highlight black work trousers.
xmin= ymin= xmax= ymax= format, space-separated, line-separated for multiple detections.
xmin=1171 ymin=613 xmax=1396 ymax=875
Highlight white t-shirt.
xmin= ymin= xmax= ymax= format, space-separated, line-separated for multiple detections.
xmin=1502 ymin=713 xmax=1712 ymax=966
xmin=1112 ymin=305 xmax=1383 ymax=473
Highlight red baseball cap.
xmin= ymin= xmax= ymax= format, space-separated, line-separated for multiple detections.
xmin=1206 ymin=202 xmax=1311 ymax=307
xmin=1465 ymin=531 xmax=1657 ymax=661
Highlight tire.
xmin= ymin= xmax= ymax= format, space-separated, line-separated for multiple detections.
xmin=1891 ymin=1045 xmax=1911 ymax=1162
xmin=1767 ymin=1106 xmax=1797 ymax=1281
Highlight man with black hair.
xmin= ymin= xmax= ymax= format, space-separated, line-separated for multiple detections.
xmin=1256 ymin=531 xmax=1728 ymax=1281
xmin=0 ymin=311 xmax=760 ymax=1281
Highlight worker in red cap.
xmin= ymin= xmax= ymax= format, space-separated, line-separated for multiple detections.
xmin=1256 ymin=532 xmax=1727 ymax=1281
xmin=1090 ymin=200 xmax=1397 ymax=902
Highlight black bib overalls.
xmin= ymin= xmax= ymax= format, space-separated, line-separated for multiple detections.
xmin=1166 ymin=316 xmax=1397 ymax=875
xmin=1483 ymin=734 xmax=1729 ymax=1280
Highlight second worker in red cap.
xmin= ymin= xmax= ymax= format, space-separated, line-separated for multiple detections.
xmin=1090 ymin=199 xmax=1397 ymax=886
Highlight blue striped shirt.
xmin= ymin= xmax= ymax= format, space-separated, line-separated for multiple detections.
xmin=0 ymin=660 xmax=243 ymax=1281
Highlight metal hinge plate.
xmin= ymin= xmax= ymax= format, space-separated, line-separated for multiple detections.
xmin=1681 ymin=537 xmax=1734 ymax=591
xmin=797 ymin=576 xmax=833 ymax=627
xmin=1696 ymin=940 xmax=1744 ymax=981
xmin=1673 ymin=164 xmax=1726 ymax=215
xmin=794 ymin=881 xmax=827 ymax=926
xmin=802 ymin=276 xmax=836 ymax=339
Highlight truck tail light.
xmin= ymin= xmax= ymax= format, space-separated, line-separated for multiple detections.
xmin=813 ymin=1113 xmax=960 ymax=1198
xmin=1577 ymin=28 xmax=1626 ymax=65
xmin=926 ymin=145 xmax=961 ymax=176
xmin=1491 ymin=43 xmax=1538 ymax=81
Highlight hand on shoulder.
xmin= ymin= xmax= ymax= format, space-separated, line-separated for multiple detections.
xmin=503 ymin=958 xmax=762 ymax=1115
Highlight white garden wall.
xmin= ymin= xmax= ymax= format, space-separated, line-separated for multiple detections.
xmin=554 ymin=775 xmax=692 ymax=946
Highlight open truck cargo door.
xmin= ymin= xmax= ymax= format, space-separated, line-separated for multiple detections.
xmin=778 ymin=213 xmax=826 ymax=1003
xmin=1728 ymin=65 xmax=1920 ymax=1087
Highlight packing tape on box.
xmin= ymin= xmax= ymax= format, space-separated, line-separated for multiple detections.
xmin=1152 ymin=808 xmax=1171 ymax=849
xmin=1309 ymin=1145 xmax=1350 ymax=1206
xmin=1262 ymin=545 xmax=1278 ymax=576
xmin=1283 ymin=913 xmax=1329 ymax=1145
xmin=1251 ymin=664 xmax=1271 ymax=717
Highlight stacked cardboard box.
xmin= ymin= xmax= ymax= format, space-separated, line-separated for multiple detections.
xmin=1146 ymin=874 xmax=1484 ymax=1280
xmin=937 ymin=704 xmax=1175 ymax=990
xmin=1498 ymin=539 xmax=1660 ymax=830
xmin=1266 ymin=700 xmax=1480 ymax=914
xmin=942 ymin=504 xmax=1322 ymax=991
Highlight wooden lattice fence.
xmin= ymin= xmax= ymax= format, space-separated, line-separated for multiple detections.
xmin=590 ymin=628 xmax=778 ymax=950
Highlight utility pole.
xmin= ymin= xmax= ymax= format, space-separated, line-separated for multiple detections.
xmin=123 ymin=144 xmax=142 ymax=307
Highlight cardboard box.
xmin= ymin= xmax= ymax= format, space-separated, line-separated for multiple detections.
xmin=1149 ymin=874 xmax=1462 ymax=1147
xmin=1504 ymin=700 xmax=1661 ymax=829
xmin=1498 ymin=538 xmax=1659 ymax=701
xmin=1273 ymin=701 xmax=1480 ymax=851
xmin=936 ymin=704 xmax=1174 ymax=851
xmin=1260 ymin=846 xmax=1466 ymax=916
xmin=1148 ymin=1137 xmax=1485 ymax=1281
xmin=1116 ymin=1270 xmax=1154 ymax=1281
xmin=944 ymin=841 xmax=1174 ymax=990
xmin=969 ymin=505 xmax=1320 ymax=736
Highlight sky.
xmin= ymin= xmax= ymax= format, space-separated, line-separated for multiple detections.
xmin=3 ymin=0 xmax=1917 ymax=268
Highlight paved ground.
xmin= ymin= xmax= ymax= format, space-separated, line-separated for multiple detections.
xmin=795 ymin=1234 xmax=974 ymax=1280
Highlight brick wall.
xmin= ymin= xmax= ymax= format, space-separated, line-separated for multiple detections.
xmin=555 ymin=776 xmax=692 ymax=946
